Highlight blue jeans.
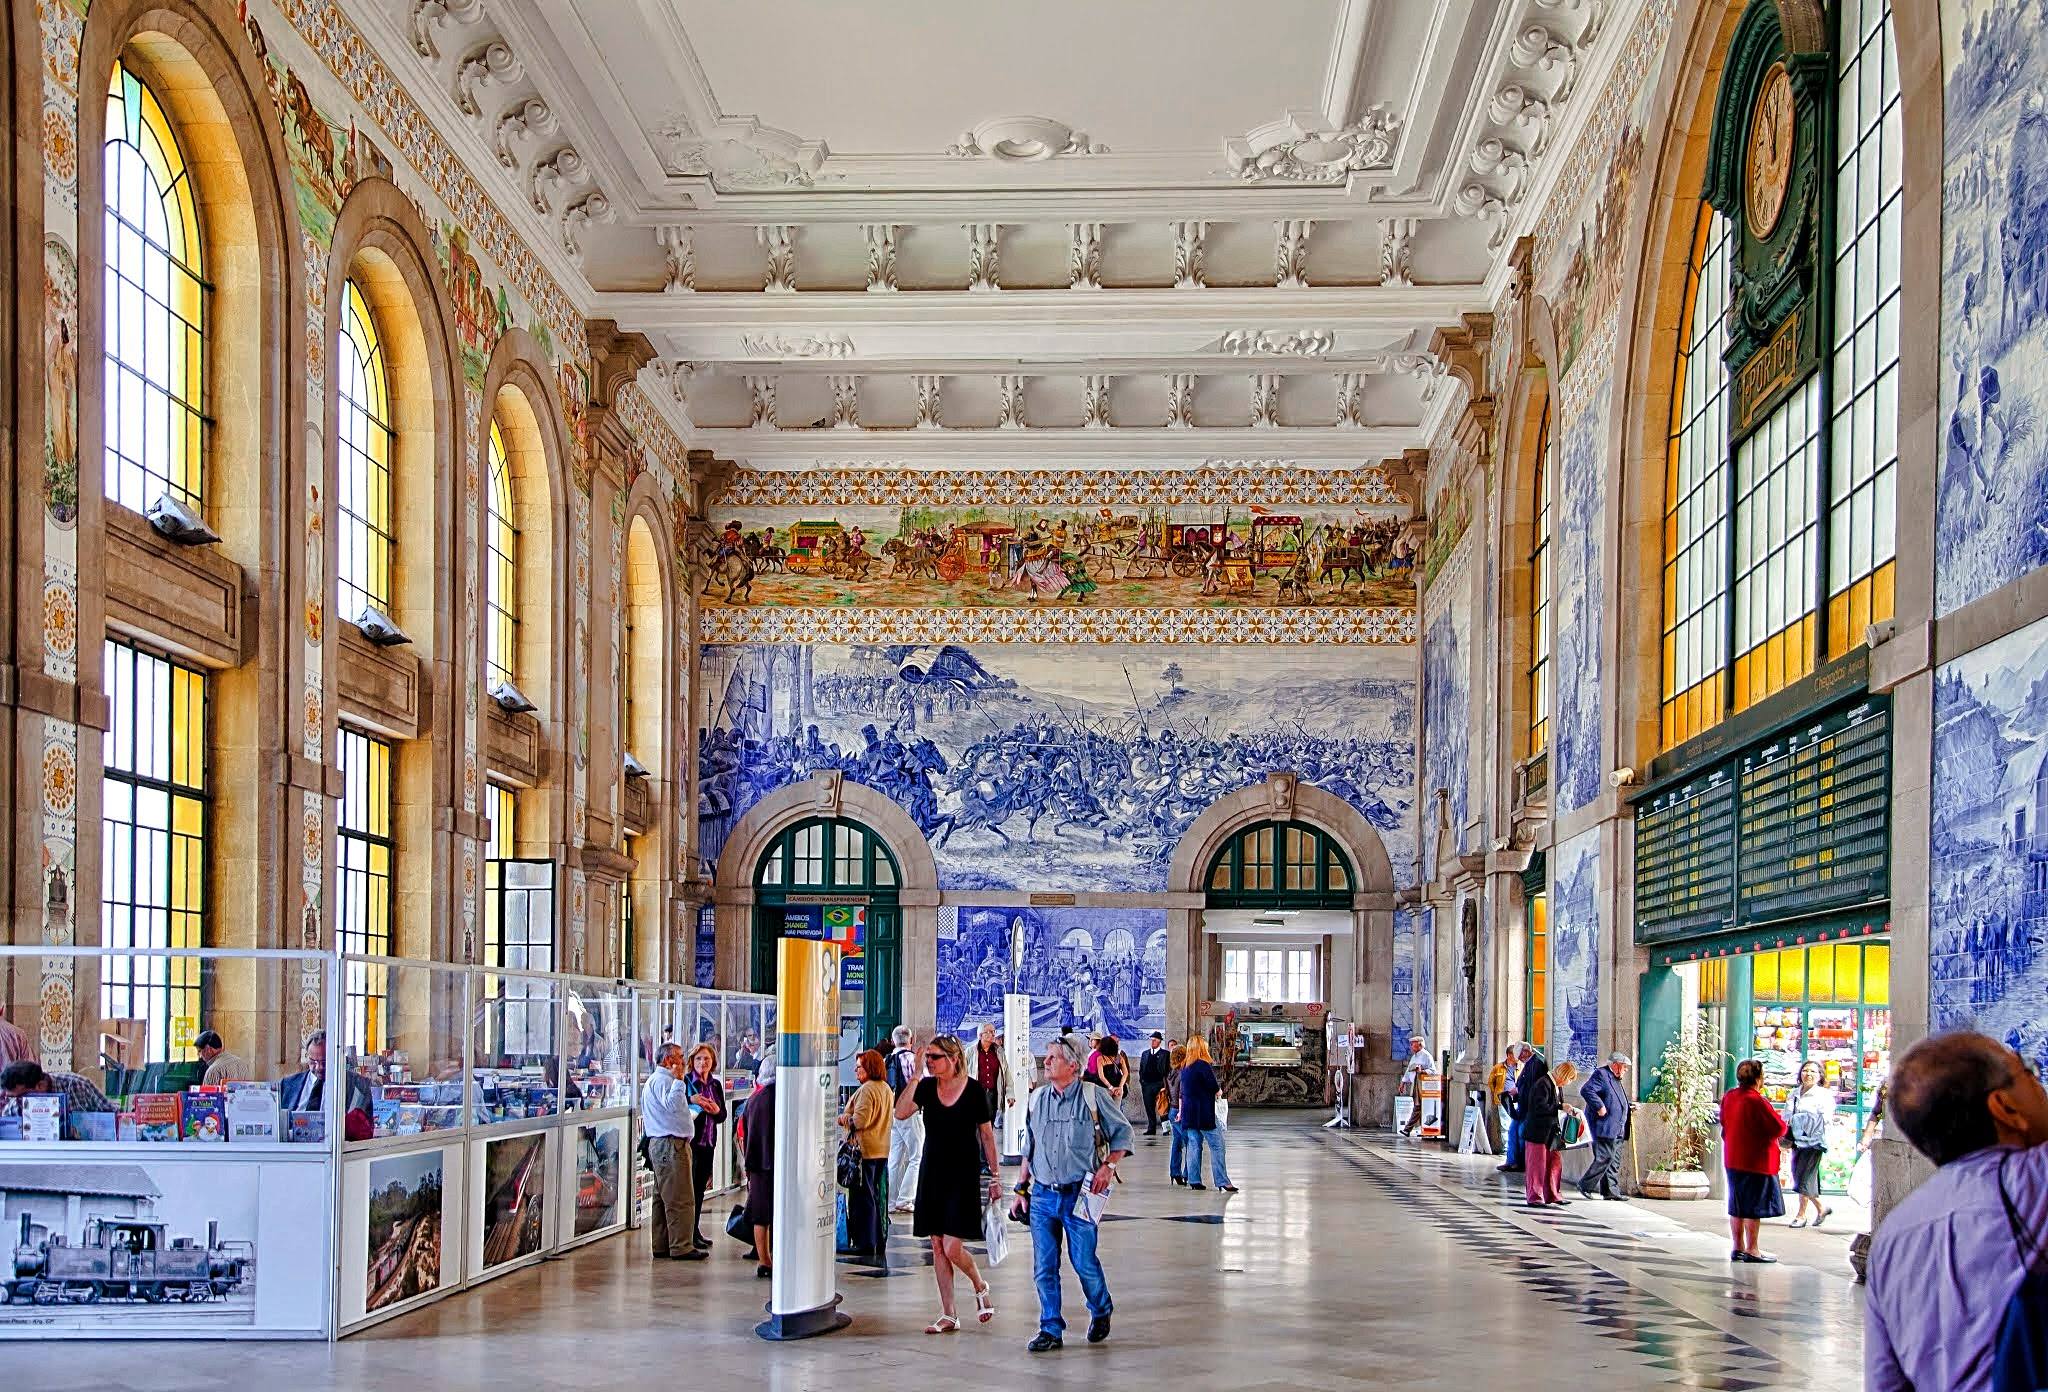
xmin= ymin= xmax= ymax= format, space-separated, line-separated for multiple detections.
xmin=1168 ymin=1119 xmax=1188 ymax=1180
xmin=1186 ymin=1127 xmax=1231 ymax=1186
xmin=1029 ymin=1181 xmax=1111 ymax=1337
xmin=1505 ymin=1117 xmax=1525 ymax=1168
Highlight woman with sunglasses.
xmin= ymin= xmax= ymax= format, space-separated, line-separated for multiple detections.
xmin=895 ymin=1033 xmax=1003 ymax=1333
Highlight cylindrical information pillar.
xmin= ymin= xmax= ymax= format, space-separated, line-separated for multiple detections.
xmin=757 ymin=931 xmax=851 ymax=1341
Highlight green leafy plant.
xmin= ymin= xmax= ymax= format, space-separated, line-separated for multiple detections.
xmin=1646 ymin=1023 xmax=1724 ymax=1172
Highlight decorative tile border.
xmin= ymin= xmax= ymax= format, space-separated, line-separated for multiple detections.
xmin=714 ymin=463 xmax=1406 ymax=511
xmin=698 ymin=604 xmax=1418 ymax=646
xmin=1534 ymin=0 xmax=1679 ymax=263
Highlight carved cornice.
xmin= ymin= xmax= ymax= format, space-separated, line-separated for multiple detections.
xmin=1429 ymin=312 xmax=1498 ymax=400
xmin=585 ymin=319 xmax=657 ymax=453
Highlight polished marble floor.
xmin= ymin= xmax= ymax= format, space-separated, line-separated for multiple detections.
xmin=5 ymin=1114 xmax=1866 ymax=1391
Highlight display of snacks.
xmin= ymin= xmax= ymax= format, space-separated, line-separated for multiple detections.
xmin=1752 ymin=994 xmax=1892 ymax=1197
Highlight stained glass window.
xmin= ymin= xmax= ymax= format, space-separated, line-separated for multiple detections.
xmin=103 ymin=61 xmax=206 ymax=512
xmin=337 ymin=728 xmax=393 ymax=1055
xmin=1529 ymin=400 xmax=1554 ymax=755
xmin=336 ymin=280 xmax=395 ymax=620
xmin=1663 ymin=207 xmax=1733 ymax=748
xmin=101 ymin=639 xmax=207 ymax=1062
xmin=485 ymin=421 xmax=518 ymax=688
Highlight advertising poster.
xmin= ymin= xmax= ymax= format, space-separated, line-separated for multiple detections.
xmin=573 ymin=1121 xmax=623 ymax=1238
xmin=0 ymin=1159 xmax=286 ymax=1331
xmin=479 ymin=1132 xmax=547 ymax=1270
xmin=764 ymin=933 xmax=847 ymax=1337
xmin=365 ymin=1151 xmax=443 ymax=1313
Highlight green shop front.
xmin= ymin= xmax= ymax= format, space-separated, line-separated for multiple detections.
xmin=1632 ymin=653 xmax=1892 ymax=1194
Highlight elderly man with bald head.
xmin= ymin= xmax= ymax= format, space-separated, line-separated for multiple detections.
xmin=1866 ymin=1030 xmax=2048 ymax=1392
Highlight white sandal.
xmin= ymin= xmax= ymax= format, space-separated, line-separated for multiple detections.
xmin=974 ymin=1284 xmax=995 ymax=1323
xmin=926 ymin=1314 xmax=960 ymax=1334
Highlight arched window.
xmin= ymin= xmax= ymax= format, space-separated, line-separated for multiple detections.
xmin=752 ymin=817 xmax=902 ymax=1040
xmin=1663 ymin=207 xmax=1734 ymax=748
xmin=484 ymin=420 xmax=518 ymax=688
xmin=336 ymin=279 xmax=394 ymax=622
xmin=1205 ymin=820 xmax=1353 ymax=909
xmin=1528 ymin=399 xmax=1553 ymax=756
xmin=1659 ymin=1 xmax=1901 ymax=749
xmin=102 ymin=60 xmax=205 ymax=512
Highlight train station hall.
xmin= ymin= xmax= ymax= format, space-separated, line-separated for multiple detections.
xmin=0 ymin=0 xmax=2041 ymax=1387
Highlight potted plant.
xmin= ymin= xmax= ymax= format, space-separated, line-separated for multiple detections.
xmin=1639 ymin=1024 xmax=1723 ymax=1200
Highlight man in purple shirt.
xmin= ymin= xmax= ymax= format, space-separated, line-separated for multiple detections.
xmin=1867 ymin=1030 xmax=2048 ymax=1391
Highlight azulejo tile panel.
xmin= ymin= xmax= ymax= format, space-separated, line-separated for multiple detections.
xmin=937 ymin=906 xmax=1167 ymax=1050
xmin=1550 ymin=826 xmax=1602 ymax=1071
xmin=698 ymin=605 xmax=1418 ymax=646
xmin=1929 ymin=611 xmax=2048 ymax=1074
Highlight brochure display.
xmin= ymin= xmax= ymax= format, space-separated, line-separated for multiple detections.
xmin=759 ymin=931 xmax=850 ymax=1341
xmin=0 ymin=945 xmax=769 ymax=1343
xmin=0 ymin=945 xmax=339 ymax=1341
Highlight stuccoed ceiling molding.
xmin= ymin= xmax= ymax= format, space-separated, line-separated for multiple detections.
xmin=947 ymin=116 xmax=1107 ymax=161
xmin=711 ymin=461 xmax=1411 ymax=510
xmin=1224 ymin=108 xmax=1402 ymax=183
xmin=737 ymin=332 xmax=856 ymax=359
xmin=1216 ymin=329 xmax=1338 ymax=356
xmin=655 ymin=109 xmax=835 ymax=188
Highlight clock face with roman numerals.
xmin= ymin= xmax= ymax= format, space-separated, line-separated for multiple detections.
xmin=1745 ymin=63 xmax=1796 ymax=239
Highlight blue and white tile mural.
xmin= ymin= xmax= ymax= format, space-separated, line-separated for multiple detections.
xmin=1939 ymin=0 xmax=2048 ymax=615
xmin=1417 ymin=906 xmax=1436 ymax=1053
xmin=1422 ymin=583 xmax=1471 ymax=881
xmin=1929 ymin=612 xmax=2048 ymax=1076
xmin=1552 ymin=379 xmax=1611 ymax=815
xmin=697 ymin=643 xmax=1416 ymax=893
xmin=1392 ymin=907 xmax=1417 ymax=1059
xmin=1550 ymin=828 xmax=1602 ymax=1070
xmin=934 ymin=905 xmax=1167 ymax=1051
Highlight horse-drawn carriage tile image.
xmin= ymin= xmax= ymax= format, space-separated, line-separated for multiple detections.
xmin=936 ymin=906 xmax=1167 ymax=1052
xmin=698 ymin=642 xmax=1416 ymax=894
xmin=0 ymin=1161 xmax=260 ymax=1325
xmin=692 ymin=503 xmax=1421 ymax=611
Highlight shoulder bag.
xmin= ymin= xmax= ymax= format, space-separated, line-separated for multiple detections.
xmin=1994 ymin=1151 xmax=2048 ymax=1392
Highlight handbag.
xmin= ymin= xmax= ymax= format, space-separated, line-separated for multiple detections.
xmin=836 ymin=1137 xmax=863 ymax=1191
xmin=724 ymin=1202 xmax=750 ymax=1243
xmin=982 ymin=1201 xmax=1011 ymax=1267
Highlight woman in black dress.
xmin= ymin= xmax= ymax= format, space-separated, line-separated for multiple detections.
xmin=742 ymin=1058 xmax=776 ymax=1278
xmin=894 ymin=1033 xmax=1003 ymax=1333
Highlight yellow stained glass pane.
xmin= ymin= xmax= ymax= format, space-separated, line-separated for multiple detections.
xmin=1808 ymin=944 xmax=1834 ymax=1000
xmin=1864 ymin=944 xmax=1889 ymax=1004
xmin=1778 ymin=947 xmax=1806 ymax=1000
xmin=1834 ymin=943 xmax=1861 ymax=1001
xmin=1754 ymin=949 xmax=1780 ymax=998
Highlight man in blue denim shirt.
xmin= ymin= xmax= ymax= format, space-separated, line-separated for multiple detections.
xmin=1019 ymin=1036 xmax=1133 ymax=1352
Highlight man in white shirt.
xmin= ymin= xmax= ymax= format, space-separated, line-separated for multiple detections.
xmin=1399 ymin=1036 xmax=1435 ymax=1137
xmin=885 ymin=1025 xmax=923 ymax=1214
xmin=641 ymin=1043 xmax=706 ymax=1261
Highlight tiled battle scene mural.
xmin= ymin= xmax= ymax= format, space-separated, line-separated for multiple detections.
xmin=697 ymin=643 xmax=1416 ymax=893
xmin=934 ymin=905 xmax=1167 ymax=1050
xmin=1930 ymin=612 xmax=2048 ymax=1074
xmin=1551 ymin=379 xmax=1611 ymax=816
xmin=1939 ymin=0 xmax=2048 ymax=615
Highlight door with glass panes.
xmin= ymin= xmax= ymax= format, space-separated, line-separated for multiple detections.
xmin=750 ymin=817 xmax=902 ymax=1053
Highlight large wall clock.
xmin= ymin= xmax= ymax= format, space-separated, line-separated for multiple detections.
xmin=1744 ymin=63 xmax=1795 ymax=239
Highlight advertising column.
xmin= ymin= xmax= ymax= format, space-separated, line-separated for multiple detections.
xmin=1001 ymin=993 xmax=1032 ymax=1159
xmin=759 ymin=919 xmax=851 ymax=1340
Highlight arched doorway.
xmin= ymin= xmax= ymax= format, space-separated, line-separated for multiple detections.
xmin=750 ymin=816 xmax=902 ymax=1047
xmin=1198 ymin=820 xmax=1357 ymax=1106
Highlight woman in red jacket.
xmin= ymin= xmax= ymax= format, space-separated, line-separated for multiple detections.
xmin=1719 ymin=1057 xmax=1788 ymax=1264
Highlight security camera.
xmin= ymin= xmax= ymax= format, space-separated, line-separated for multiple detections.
xmin=1609 ymin=767 xmax=1640 ymax=789
xmin=489 ymin=678 xmax=538 ymax=715
xmin=622 ymin=751 xmax=651 ymax=780
xmin=352 ymin=605 xmax=413 ymax=648
xmin=145 ymin=492 xmax=221 ymax=546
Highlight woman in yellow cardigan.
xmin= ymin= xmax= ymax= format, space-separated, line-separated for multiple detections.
xmin=838 ymin=1048 xmax=896 ymax=1262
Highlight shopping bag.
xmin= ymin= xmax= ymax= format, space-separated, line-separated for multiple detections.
xmin=1847 ymin=1151 xmax=1873 ymax=1208
xmin=982 ymin=1201 xmax=1011 ymax=1266
xmin=1215 ymin=1097 xmax=1231 ymax=1130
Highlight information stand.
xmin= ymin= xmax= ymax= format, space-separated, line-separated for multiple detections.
xmin=1001 ymin=993 xmax=1032 ymax=1160
xmin=758 ymin=931 xmax=850 ymax=1341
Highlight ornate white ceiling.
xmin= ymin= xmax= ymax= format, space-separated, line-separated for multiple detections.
xmin=373 ymin=0 xmax=1633 ymax=470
